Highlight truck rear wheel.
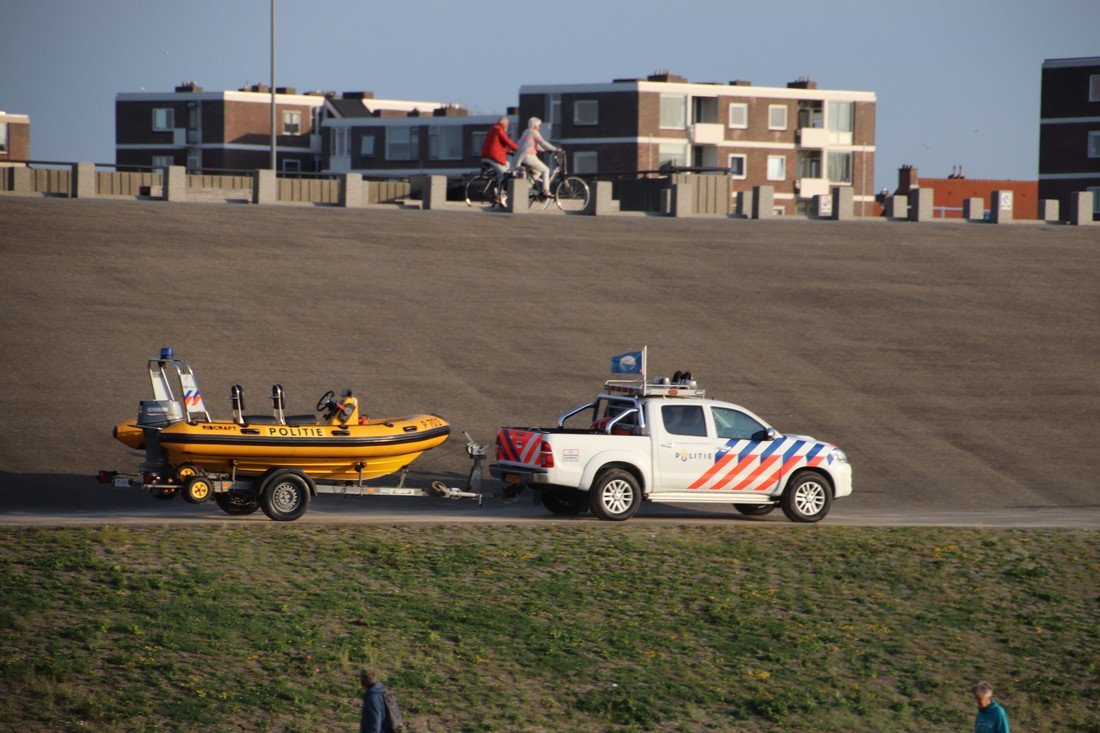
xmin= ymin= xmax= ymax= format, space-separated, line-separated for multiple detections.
xmin=781 ymin=472 xmax=832 ymax=523
xmin=260 ymin=470 xmax=312 ymax=521
xmin=542 ymin=488 xmax=587 ymax=515
xmin=589 ymin=469 xmax=641 ymax=521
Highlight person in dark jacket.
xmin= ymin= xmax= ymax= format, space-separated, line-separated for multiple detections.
xmin=972 ymin=680 xmax=1010 ymax=733
xmin=359 ymin=667 xmax=389 ymax=733
xmin=478 ymin=116 xmax=519 ymax=203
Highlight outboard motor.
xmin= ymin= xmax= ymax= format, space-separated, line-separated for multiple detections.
xmin=136 ymin=399 xmax=184 ymax=476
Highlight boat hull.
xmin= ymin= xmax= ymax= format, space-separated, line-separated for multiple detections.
xmin=118 ymin=415 xmax=450 ymax=481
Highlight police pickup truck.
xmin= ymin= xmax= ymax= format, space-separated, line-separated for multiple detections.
xmin=489 ymin=373 xmax=851 ymax=522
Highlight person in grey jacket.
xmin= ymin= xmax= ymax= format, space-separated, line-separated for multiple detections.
xmin=515 ymin=116 xmax=561 ymax=198
xmin=359 ymin=668 xmax=389 ymax=733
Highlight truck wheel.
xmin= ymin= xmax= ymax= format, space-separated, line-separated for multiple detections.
xmin=734 ymin=503 xmax=776 ymax=516
xmin=182 ymin=476 xmax=213 ymax=504
xmin=781 ymin=472 xmax=832 ymax=523
xmin=260 ymin=470 xmax=312 ymax=521
xmin=214 ymin=491 xmax=260 ymax=516
xmin=542 ymin=488 xmax=587 ymax=515
xmin=589 ymin=469 xmax=641 ymax=521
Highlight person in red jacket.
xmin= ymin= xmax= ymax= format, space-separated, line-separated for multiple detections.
xmin=479 ymin=116 xmax=518 ymax=203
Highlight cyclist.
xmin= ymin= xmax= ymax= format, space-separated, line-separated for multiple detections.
xmin=478 ymin=116 xmax=518 ymax=204
xmin=516 ymin=117 xmax=561 ymax=199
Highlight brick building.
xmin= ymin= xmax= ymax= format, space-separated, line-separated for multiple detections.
xmin=0 ymin=109 xmax=31 ymax=163
xmin=321 ymin=93 xmax=511 ymax=178
xmin=518 ymin=72 xmax=876 ymax=215
xmin=894 ymin=166 xmax=1038 ymax=220
xmin=115 ymin=82 xmax=328 ymax=172
xmin=1039 ymin=57 xmax=1100 ymax=219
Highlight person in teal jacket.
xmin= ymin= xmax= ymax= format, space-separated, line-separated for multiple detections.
xmin=972 ymin=681 xmax=1010 ymax=733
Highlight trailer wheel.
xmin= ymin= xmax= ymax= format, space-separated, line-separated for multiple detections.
xmin=260 ymin=470 xmax=312 ymax=521
xmin=182 ymin=476 xmax=213 ymax=504
xmin=589 ymin=469 xmax=641 ymax=521
xmin=542 ymin=487 xmax=587 ymax=515
xmin=214 ymin=491 xmax=260 ymax=516
xmin=174 ymin=463 xmax=201 ymax=483
xmin=734 ymin=503 xmax=776 ymax=516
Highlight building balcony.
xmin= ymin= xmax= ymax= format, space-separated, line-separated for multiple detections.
xmin=797 ymin=128 xmax=855 ymax=148
xmin=689 ymin=123 xmax=725 ymax=145
xmin=797 ymin=127 xmax=828 ymax=148
xmin=796 ymin=177 xmax=829 ymax=199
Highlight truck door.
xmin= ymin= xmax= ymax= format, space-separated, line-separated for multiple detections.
xmin=653 ymin=403 xmax=713 ymax=492
xmin=686 ymin=406 xmax=781 ymax=494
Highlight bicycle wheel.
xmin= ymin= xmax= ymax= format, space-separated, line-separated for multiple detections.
xmin=553 ymin=176 xmax=590 ymax=213
xmin=465 ymin=175 xmax=496 ymax=209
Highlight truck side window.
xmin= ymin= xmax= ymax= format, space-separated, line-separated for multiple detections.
xmin=662 ymin=405 xmax=707 ymax=437
xmin=712 ymin=407 xmax=766 ymax=440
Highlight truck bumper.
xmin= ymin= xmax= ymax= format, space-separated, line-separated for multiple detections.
xmin=489 ymin=462 xmax=549 ymax=486
xmin=831 ymin=461 xmax=853 ymax=498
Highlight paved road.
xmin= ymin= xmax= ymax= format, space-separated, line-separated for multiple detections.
xmin=1 ymin=197 xmax=1097 ymax=529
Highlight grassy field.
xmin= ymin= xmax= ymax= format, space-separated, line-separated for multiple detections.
xmin=0 ymin=525 xmax=1095 ymax=732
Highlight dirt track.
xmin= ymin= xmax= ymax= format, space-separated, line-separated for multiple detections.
xmin=0 ymin=197 xmax=1097 ymax=526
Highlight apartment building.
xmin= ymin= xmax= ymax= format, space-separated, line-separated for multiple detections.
xmin=519 ymin=72 xmax=876 ymax=215
xmin=1039 ymin=57 xmax=1100 ymax=218
xmin=321 ymin=93 xmax=513 ymax=178
xmin=0 ymin=109 xmax=31 ymax=163
xmin=115 ymin=82 xmax=327 ymax=172
xmin=894 ymin=166 xmax=1037 ymax=220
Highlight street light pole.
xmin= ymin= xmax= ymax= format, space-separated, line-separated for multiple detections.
xmin=270 ymin=0 xmax=276 ymax=171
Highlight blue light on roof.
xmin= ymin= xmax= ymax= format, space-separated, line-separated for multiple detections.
xmin=160 ymin=347 xmax=174 ymax=359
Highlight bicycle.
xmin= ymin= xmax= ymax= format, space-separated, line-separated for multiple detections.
xmin=525 ymin=150 xmax=591 ymax=213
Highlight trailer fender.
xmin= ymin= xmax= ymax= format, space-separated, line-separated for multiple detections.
xmin=579 ymin=451 xmax=650 ymax=495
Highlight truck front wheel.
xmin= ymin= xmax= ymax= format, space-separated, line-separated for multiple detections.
xmin=589 ymin=469 xmax=641 ymax=521
xmin=781 ymin=472 xmax=832 ymax=523
xmin=542 ymin=488 xmax=587 ymax=515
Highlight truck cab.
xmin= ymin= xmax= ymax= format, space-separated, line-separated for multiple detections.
xmin=490 ymin=376 xmax=851 ymax=522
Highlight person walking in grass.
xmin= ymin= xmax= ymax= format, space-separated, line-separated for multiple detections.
xmin=972 ymin=680 xmax=1010 ymax=733
xmin=360 ymin=667 xmax=395 ymax=733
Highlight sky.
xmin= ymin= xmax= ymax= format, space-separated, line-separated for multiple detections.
xmin=1 ymin=0 xmax=1097 ymax=191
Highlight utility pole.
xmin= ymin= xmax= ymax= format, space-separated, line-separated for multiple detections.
xmin=270 ymin=0 xmax=276 ymax=171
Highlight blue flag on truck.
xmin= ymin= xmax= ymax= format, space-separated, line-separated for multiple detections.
xmin=610 ymin=350 xmax=644 ymax=375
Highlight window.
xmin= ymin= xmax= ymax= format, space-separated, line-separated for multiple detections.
xmin=768 ymin=104 xmax=787 ymax=130
xmin=728 ymin=154 xmax=746 ymax=178
xmin=282 ymin=110 xmax=301 ymax=135
xmin=1089 ymin=131 xmax=1100 ymax=158
xmin=386 ymin=126 xmax=419 ymax=160
xmin=428 ymin=125 xmax=462 ymax=160
xmin=711 ymin=407 xmax=767 ymax=441
xmin=658 ymin=143 xmax=687 ymax=169
xmin=360 ymin=134 xmax=375 ymax=157
xmin=767 ymin=155 xmax=786 ymax=180
xmin=728 ymin=103 xmax=747 ymax=129
xmin=1091 ymin=75 xmax=1100 ymax=102
xmin=282 ymin=159 xmax=301 ymax=172
xmin=573 ymin=151 xmax=598 ymax=174
xmin=331 ymin=128 xmax=348 ymax=157
xmin=662 ymin=405 xmax=707 ymax=437
xmin=545 ymin=94 xmax=561 ymax=139
xmin=660 ymin=94 xmax=686 ymax=129
xmin=151 ymin=155 xmax=173 ymax=169
xmin=470 ymin=131 xmax=486 ymax=157
xmin=573 ymin=100 xmax=598 ymax=125
xmin=827 ymin=152 xmax=852 ymax=182
xmin=827 ymin=101 xmax=853 ymax=132
xmin=0 ymin=122 xmax=7 ymax=152
xmin=152 ymin=108 xmax=174 ymax=132
xmin=186 ymin=153 xmax=200 ymax=171
xmin=692 ymin=96 xmax=718 ymax=123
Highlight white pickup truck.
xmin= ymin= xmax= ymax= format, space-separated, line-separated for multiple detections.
xmin=489 ymin=376 xmax=851 ymax=522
